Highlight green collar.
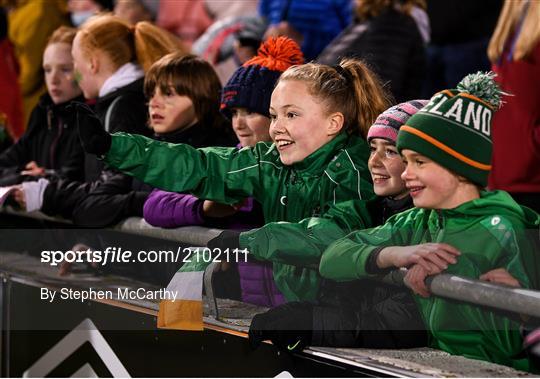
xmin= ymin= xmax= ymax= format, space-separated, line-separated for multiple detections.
xmin=291 ymin=132 xmax=349 ymax=173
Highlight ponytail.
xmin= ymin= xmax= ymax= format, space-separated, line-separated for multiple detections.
xmin=279 ymin=58 xmax=391 ymax=138
xmin=77 ymin=15 xmax=185 ymax=73
xmin=341 ymin=58 xmax=391 ymax=137
xmin=133 ymin=21 xmax=187 ymax=72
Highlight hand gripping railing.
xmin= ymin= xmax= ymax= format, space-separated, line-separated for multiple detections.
xmin=384 ymin=269 xmax=540 ymax=319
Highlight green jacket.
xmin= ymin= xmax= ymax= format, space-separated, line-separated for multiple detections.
xmin=320 ymin=190 xmax=540 ymax=370
xmin=104 ymin=131 xmax=375 ymax=301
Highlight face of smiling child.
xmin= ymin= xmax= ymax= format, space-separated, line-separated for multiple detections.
xmin=148 ymin=86 xmax=198 ymax=134
xmin=231 ymin=107 xmax=271 ymax=147
xmin=269 ymin=80 xmax=342 ymax=165
xmin=368 ymin=138 xmax=408 ymax=198
xmin=401 ymin=149 xmax=479 ymax=209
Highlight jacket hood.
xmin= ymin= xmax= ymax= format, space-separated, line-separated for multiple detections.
xmin=441 ymin=190 xmax=540 ymax=229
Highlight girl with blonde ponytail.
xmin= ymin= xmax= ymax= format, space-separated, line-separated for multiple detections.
xmin=279 ymin=57 xmax=390 ymax=139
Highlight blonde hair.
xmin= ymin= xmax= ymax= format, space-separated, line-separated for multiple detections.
xmin=278 ymin=58 xmax=391 ymax=138
xmin=355 ymin=0 xmax=426 ymax=21
xmin=47 ymin=26 xmax=77 ymax=46
xmin=145 ymin=53 xmax=224 ymax=129
xmin=488 ymin=0 xmax=540 ymax=62
xmin=76 ymin=14 xmax=185 ymax=72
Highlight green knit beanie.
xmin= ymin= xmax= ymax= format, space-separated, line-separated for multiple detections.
xmin=397 ymin=72 xmax=503 ymax=187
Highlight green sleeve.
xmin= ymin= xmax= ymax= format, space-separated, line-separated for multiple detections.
xmin=239 ymin=199 xmax=373 ymax=267
xmin=104 ymin=133 xmax=263 ymax=204
xmin=474 ymin=216 xmax=530 ymax=287
xmin=319 ymin=212 xmax=413 ymax=281
xmin=424 ymin=221 xmax=530 ymax=367
xmin=443 ymin=232 xmax=530 ymax=287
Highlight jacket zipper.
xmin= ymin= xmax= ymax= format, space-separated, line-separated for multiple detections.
xmin=290 ymin=171 xmax=296 ymax=184
xmin=435 ymin=209 xmax=445 ymax=240
xmin=49 ymin=117 xmax=63 ymax=168
xmin=428 ymin=210 xmax=446 ymax=329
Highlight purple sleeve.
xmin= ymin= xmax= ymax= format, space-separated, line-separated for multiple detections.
xmin=143 ymin=189 xmax=204 ymax=228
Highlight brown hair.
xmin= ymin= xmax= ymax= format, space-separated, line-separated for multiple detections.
xmin=278 ymin=58 xmax=391 ymax=138
xmin=355 ymin=0 xmax=426 ymax=22
xmin=145 ymin=53 xmax=224 ymax=129
xmin=488 ymin=0 xmax=540 ymax=62
xmin=47 ymin=26 xmax=77 ymax=46
xmin=76 ymin=14 xmax=185 ymax=72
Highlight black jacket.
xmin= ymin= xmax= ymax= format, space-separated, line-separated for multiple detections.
xmin=317 ymin=8 xmax=426 ymax=104
xmin=367 ymin=195 xmax=414 ymax=225
xmin=69 ymin=119 xmax=237 ymax=227
xmin=0 ymin=93 xmax=86 ymax=186
xmin=84 ymin=78 xmax=151 ymax=182
xmin=41 ymin=78 xmax=151 ymax=220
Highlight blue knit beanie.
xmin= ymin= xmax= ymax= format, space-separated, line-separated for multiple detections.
xmin=220 ymin=36 xmax=304 ymax=119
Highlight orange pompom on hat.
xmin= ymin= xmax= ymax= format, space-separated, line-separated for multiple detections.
xmin=220 ymin=36 xmax=304 ymax=118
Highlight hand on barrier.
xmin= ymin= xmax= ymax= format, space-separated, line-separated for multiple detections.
xmin=70 ymin=102 xmax=111 ymax=156
xmin=480 ymin=268 xmax=521 ymax=288
xmin=248 ymin=301 xmax=313 ymax=352
xmin=378 ymin=243 xmax=460 ymax=274
xmin=404 ymin=264 xmax=431 ymax=297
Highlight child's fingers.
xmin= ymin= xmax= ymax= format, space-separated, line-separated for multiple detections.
xmin=421 ymin=252 xmax=449 ymax=270
xmin=481 ymin=268 xmax=508 ymax=278
xmin=480 ymin=269 xmax=521 ymax=287
xmin=405 ymin=266 xmax=430 ymax=297
xmin=433 ymin=249 xmax=458 ymax=264
xmin=411 ymin=255 xmax=438 ymax=274
xmin=21 ymin=168 xmax=43 ymax=176
xmin=410 ymin=254 xmax=431 ymax=272
xmin=412 ymin=244 xmax=459 ymax=269
xmin=436 ymin=243 xmax=461 ymax=256
xmin=412 ymin=266 xmax=430 ymax=297
xmin=479 ymin=269 xmax=499 ymax=281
